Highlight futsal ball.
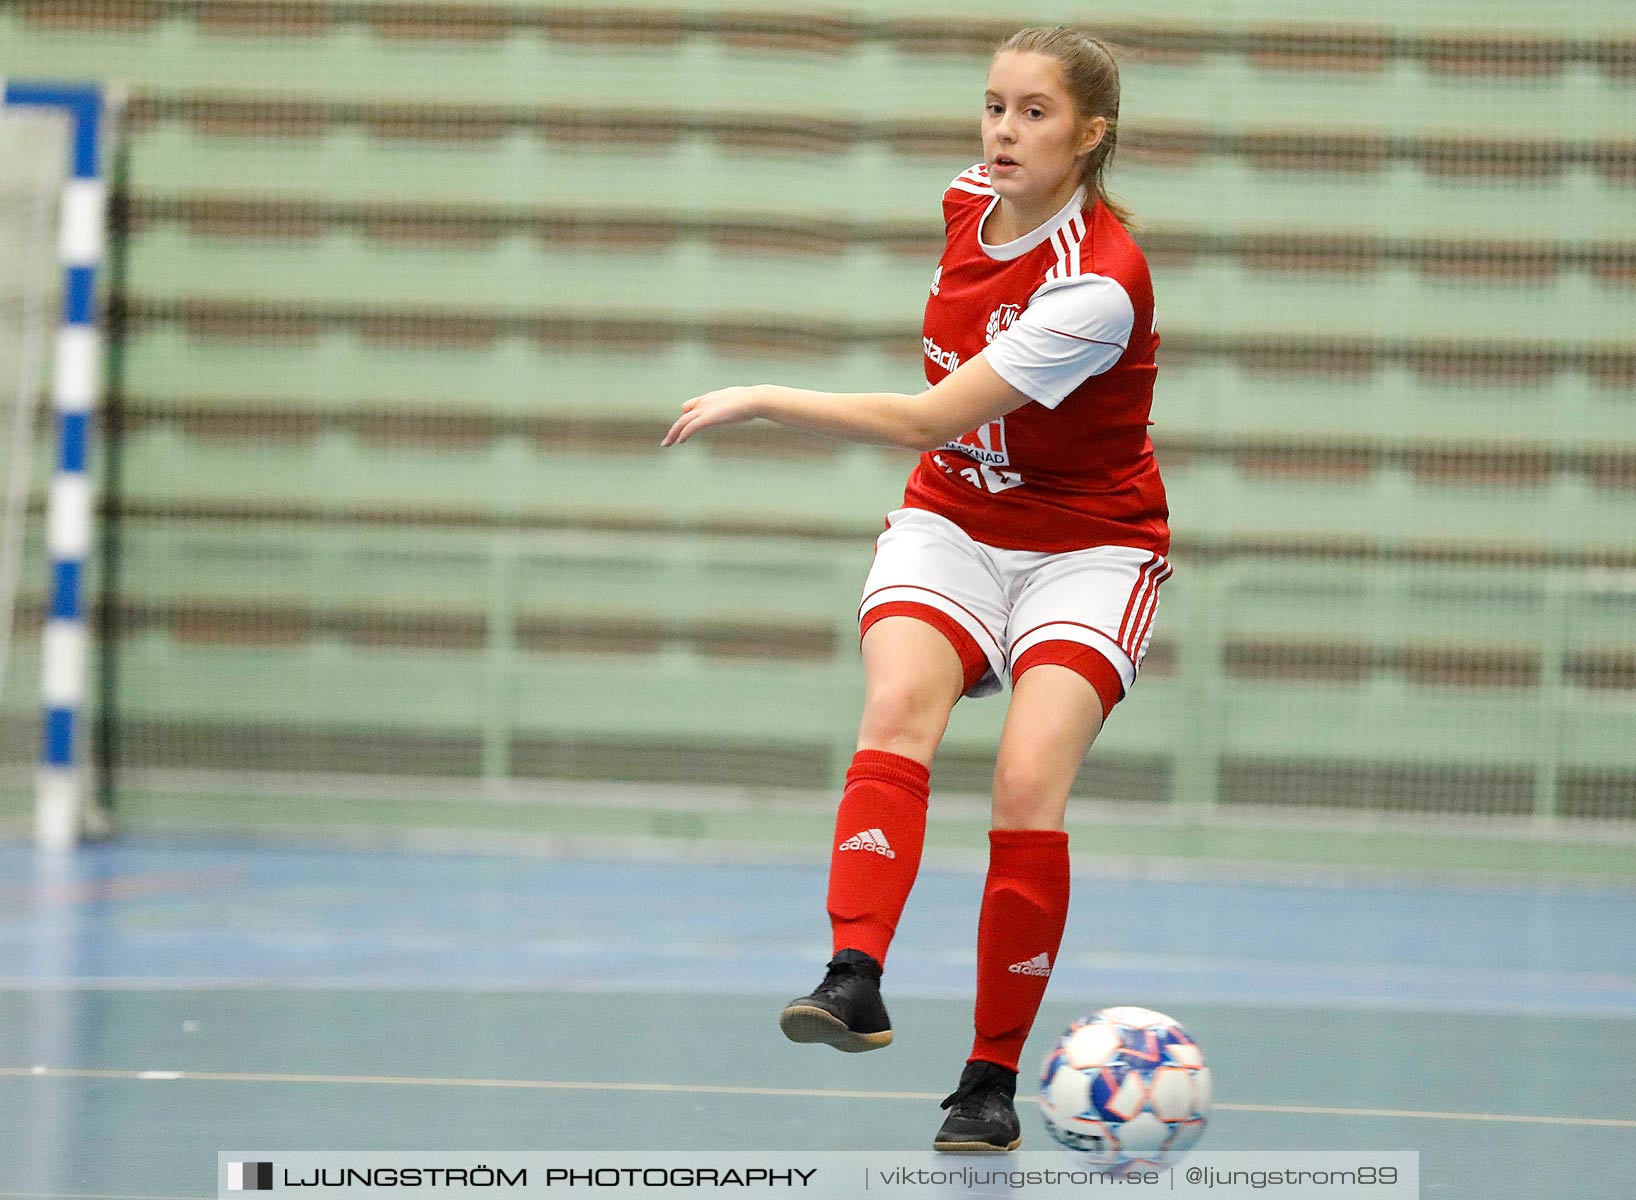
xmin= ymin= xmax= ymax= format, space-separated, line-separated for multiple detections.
xmin=1038 ymin=1006 xmax=1211 ymax=1171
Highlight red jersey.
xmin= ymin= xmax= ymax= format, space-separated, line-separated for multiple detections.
xmin=902 ymin=164 xmax=1170 ymax=555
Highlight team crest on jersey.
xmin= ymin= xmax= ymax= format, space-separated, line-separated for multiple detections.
xmin=930 ymin=265 xmax=942 ymax=296
xmin=985 ymin=303 xmax=1021 ymax=344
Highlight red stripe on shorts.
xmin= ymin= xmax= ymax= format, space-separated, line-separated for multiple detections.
xmin=1116 ymin=554 xmax=1162 ymax=652
xmin=859 ymin=583 xmax=1006 ymax=661
xmin=1127 ymin=563 xmax=1172 ymax=660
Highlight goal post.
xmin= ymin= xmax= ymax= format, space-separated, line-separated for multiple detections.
xmin=0 ymin=82 xmax=111 ymax=852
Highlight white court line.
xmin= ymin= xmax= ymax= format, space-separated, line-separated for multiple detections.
xmin=0 ymin=1193 xmax=209 ymax=1200
xmin=5 ymin=1066 xmax=1635 ymax=1129
xmin=3 ymin=979 xmax=1633 ymax=1021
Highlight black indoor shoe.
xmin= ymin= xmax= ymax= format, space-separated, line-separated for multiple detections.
xmin=778 ymin=948 xmax=893 ymax=1052
xmin=933 ymin=1060 xmax=1022 ymax=1152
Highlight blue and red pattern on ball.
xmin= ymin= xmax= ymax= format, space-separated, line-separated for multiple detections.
xmin=1038 ymin=1008 xmax=1212 ymax=1168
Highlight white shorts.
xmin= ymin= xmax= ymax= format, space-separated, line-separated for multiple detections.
xmin=857 ymin=507 xmax=1172 ymax=699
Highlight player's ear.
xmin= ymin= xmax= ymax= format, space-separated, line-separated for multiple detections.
xmin=1079 ymin=116 xmax=1107 ymax=157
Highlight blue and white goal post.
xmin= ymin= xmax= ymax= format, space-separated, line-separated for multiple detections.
xmin=1 ymin=81 xmax=114 ymax=851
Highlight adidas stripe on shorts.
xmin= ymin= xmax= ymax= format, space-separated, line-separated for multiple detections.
xmin=858 ymin=507 xmax=1171 ymax=699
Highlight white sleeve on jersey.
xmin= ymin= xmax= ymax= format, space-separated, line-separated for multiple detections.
xmin=982 ymin=274 xmax=1135 ymax=409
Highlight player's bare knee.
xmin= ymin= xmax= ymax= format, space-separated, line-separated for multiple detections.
xmin=990 ymin=758 xmax=1066 ymax=830
xmin=859 ymin=678 xmax=952 ymax=757
xmin=857 ymin=696 xmax=942 ymax=751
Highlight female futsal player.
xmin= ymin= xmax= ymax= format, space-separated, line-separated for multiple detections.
xmin=661 ymin=27 xmax=1169 ymax=1152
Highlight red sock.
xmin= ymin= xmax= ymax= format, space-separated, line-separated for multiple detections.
xmin=825 ymin=749 xmax=930 ymax=966
xmin=969 ymin=828 xmax=1070 ymax=1072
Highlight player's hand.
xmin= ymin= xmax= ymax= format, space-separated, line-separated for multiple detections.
xmin=660 ymin=385 xmax=764 ymax=448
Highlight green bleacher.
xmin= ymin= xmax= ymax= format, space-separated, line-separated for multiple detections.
xmin=1 ymin=1 xmax=1632 ymax=871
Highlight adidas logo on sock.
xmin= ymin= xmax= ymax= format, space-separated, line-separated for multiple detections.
xmin=838 ymin=828 xmax=896 ymax=858
xmin=1008 ymin=952 xmax=1052 ymax=976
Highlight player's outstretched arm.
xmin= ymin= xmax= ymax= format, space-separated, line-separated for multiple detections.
xmin=660 ymin=354 xmax=1034 ymax=451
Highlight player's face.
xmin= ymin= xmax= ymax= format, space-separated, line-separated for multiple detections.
xmin=983 ymin=51 xmax=1104 ymax=206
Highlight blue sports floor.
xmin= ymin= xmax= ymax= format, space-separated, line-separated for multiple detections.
xmin=3 ymin=839 xmax=1635 ymax=1199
